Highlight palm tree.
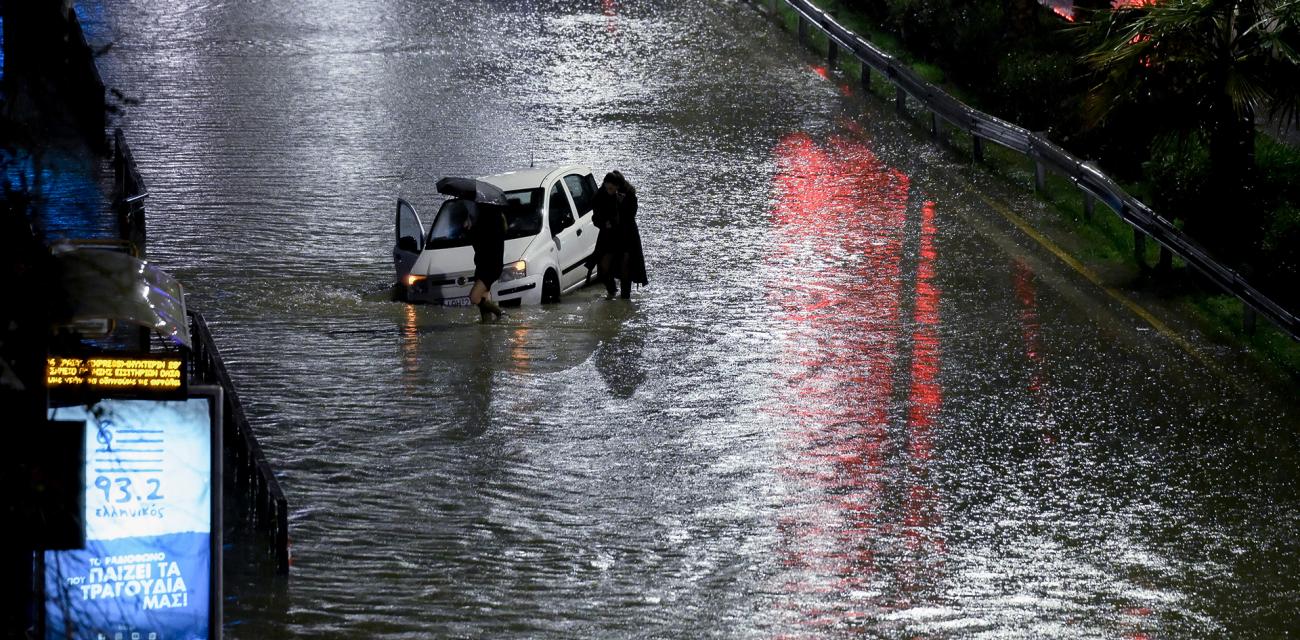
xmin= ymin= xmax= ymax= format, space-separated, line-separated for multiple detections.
xmin=1083 ymin=0 xmax=1300 ymax=259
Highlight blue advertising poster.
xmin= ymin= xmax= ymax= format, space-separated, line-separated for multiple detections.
xmin=45 ymin=388 xmax=221 ymax=640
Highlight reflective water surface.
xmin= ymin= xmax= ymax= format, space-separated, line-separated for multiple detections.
xmin=78 ymin=0 xmax=1299 ymax=637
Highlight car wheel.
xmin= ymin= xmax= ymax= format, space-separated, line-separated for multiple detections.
xmin=542 ymin=270 xmax=561 ymax=304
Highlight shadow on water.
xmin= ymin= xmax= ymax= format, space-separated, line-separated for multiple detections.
xmin=592 ymin=302 xmax=646 ymax=399
xmin=394 ymin=286 xmax=636 ymax=439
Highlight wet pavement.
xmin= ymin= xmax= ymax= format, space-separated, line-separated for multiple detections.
xmin=76 ymin=0 xmax=1299 ymax=637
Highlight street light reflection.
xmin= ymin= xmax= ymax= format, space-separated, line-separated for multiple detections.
xmin=1011 ymin=258 xmax=1056 ymax=444
xmin=768 ymin=131 xmax=946 ymax=631
xmin=398 ymin=302 xmax=422 ymax=395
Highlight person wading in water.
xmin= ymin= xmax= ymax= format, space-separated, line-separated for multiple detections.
xmin=590 ymin=171 xmax=648 ymax=299
xmin=466 ymin=201 xmax=507 ymax=321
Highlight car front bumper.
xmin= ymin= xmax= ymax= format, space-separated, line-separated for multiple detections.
xmin=402 ymin=273 xmax=542 ymax=306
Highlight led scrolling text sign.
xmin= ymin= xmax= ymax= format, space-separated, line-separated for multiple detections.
xmin=47 ymin=357 xmax=184 ymax=395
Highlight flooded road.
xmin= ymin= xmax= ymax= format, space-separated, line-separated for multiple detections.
xmin=77 ymin=0 xmax=1299 ymax=636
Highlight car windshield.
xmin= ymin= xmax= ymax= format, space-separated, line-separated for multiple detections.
xmin=502 ymin=188 xmax=543 ymax=239
xmin=426 ymin=199 xmax=474 ymax=249
xmin=425 ymin=188 xmax=543 ymax=249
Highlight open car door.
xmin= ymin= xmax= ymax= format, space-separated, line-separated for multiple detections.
xmin=546 ymin=180 xmax=588 ymax=293
xmin=394 ymin=198 xmax=424 ymax=281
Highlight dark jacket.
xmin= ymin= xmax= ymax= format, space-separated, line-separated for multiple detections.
xmin=470 ymin=203 xmax=507 ymax=286
xmin=590 ymin=189 xmax=648 ymax=286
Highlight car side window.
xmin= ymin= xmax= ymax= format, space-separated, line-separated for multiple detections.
xmin=564 ymin=174 xmax=596 ymax=217
xmin=548 ymin=182 xmax=574 ymax=234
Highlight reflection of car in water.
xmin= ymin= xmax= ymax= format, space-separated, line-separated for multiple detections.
xmin=393 ymin=165 xmax=600 ymax=306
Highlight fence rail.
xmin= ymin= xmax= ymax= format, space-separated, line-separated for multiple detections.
xmin=112 ymin=128 xmax=148 ymax=258
xmin=760 ymin=0 xmax=1299 ymax=341
xmin=190 ymin=311 xmax=291 ymax=575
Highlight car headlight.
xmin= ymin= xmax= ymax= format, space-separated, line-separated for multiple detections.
xmin=499 ymin=260 xmax=527 ymax=282
xmin=404 ymin=274 xmax=427 ymax=287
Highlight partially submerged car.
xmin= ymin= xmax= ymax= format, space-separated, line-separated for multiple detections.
xmin=394 ymin=165 xmax=600 ymax=306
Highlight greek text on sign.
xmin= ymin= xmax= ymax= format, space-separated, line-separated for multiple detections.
xmin=47 ymin=357 xmax=183 ymax=391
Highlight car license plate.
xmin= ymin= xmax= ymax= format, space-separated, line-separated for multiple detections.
xmin=441 ymin=296 xmax=472 ymax=307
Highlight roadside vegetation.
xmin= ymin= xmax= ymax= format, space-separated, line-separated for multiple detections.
xmin=768 ymin=0 xmax=1300 ymax=380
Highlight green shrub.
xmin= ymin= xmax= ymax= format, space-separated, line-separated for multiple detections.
xmin=1259 ymin=203 xmax=1300 ymax=309
xmin=879 ymin=0 xmax=1004 ymax=76
xmin=913 ymin=61 xmax=945 ymax=84
xmin=993 ymin=51 xmax=1082 ymax=130
xmin=1142 ymin=132 xmax=1212 ymax=224
xmin=1256 ymin=134 xmax=1300 ymax=206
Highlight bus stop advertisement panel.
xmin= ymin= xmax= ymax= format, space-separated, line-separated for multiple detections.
xmin=43 ymin=386 xmax=223 ymax=640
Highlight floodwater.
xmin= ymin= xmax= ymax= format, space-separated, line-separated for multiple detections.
xmin=76 ymin=0 xmax=1298 ymax=637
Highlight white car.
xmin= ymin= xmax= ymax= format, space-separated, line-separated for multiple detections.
xmin=393 ymin=165 xmax=601 ymax=306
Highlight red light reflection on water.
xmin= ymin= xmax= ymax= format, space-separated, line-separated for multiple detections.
xmin=1011 ymin=259 xmax=1058 ymax=445
xmin=602 ymin=0 xmax=618 ymax=34
xmin=1011 ymin=259 xmax=1044 ymax=396
xmin=768 ymin=132 xmax=945 ymax=631
xmin=909 ymin=201 xmax=940 ymax=462
xmin=901 ymin=199 xmax=946 ymax=597
xmin=807 ymin=64 xmax=854 ymax=97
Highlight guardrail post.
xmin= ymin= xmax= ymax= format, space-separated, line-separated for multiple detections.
xmin=275 ymin=498 xmax=290 ymax=574
xmin=860 ymin=64 xmax=871 ymax=91
xmin=1157 ymin=246 xmax=1172 ymax=273
xmin=972 ymin=135 xmax=984 ymax=162
xmin=798 ymin=16 xmax=808 ymax=47
xmin=827 ymin=40 xmax=838 ymax=68
xmin=1243 ymin=305 xmax=1258 ymax=335
xmin=1034 ymin=161 xmax=1046 ymax=193
xmin=895 ymin=86 xmax=906 ymax=116
xmin=930 ymin=112 xmax=939 ymax=140
xmin=1083 ymin=191 xmax=1094 ymax=221
xmin=769 ymin=0 xmax=778 ymax=14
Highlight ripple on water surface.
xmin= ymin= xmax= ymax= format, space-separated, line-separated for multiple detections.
xmin=76 ymin=0 xmax=1300 ymax=637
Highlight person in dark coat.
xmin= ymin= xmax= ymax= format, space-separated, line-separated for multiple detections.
xmin=591 ymin=171 xmax=648 ymax=299
xmin=466 ymin=201 xmax=507 ymax=321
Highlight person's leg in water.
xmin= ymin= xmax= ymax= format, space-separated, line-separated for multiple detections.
xmin=470 ymin=280 xmax=503 ymax=321
xmin=619 ymin=253 xmax=632 ymax=299
xmin=599 ymin=254 xmax=617 ymax=299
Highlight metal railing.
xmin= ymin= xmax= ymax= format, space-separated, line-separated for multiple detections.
xmin=189 ymin=311 xmax=291 ymax=575
xmin=755 ymin=0 xmax=1299 ymax=341
xmin=112 ymin=128 xmax=148 ymax=259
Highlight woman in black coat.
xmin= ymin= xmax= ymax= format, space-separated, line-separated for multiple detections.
xmin=467 ymin=201 xmax=507 ymax=321
xmin=591 ymin=171 xmax=648 ymax=299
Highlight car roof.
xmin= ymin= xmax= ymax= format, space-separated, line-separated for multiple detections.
xmin=480 ymin=165 xmax=592 ymax=192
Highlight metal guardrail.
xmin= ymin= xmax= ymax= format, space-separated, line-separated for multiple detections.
xmin=190 ymin=311 xmax=291 ymax=575
xmin=755 ymin=0 xmax=1300 ymax=341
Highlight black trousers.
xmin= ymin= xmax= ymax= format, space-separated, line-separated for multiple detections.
xmin=601 ymin=253 xmax=631 ymax=297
